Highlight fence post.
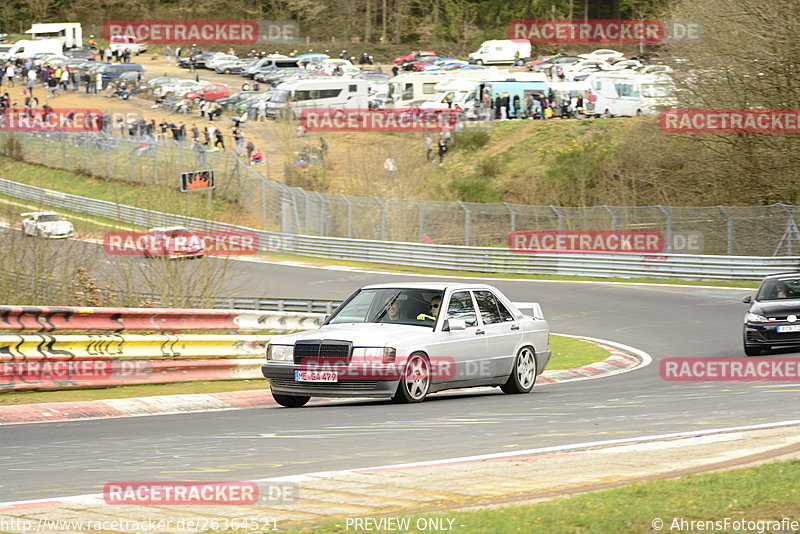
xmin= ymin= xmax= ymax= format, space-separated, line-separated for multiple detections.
xmin=458 ymin=201 xmax=470 ymax=246
xmin=375 ymin=197 xmax=387 ymax=241
xmin=341 ymin=194 xmax=353 ymax=239
xmin=657 ymin=205 xmax=672 ymax=252
xmin=603 ymin=205 xmax=617 ymax=231
xmin=413 ymin=199 xmax=424 ymax=243
xmin=719 ymin=206 xmax=733 ymax=255
xmin=550 ymin=206 xmax=564 ymax=231
xmin=504 ymin=202 xmax=516 ymax=233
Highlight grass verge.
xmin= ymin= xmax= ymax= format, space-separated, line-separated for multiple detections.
xmin=283 ymin=459 xmax=800 ymax=533
xmin=0 ymin=379 xmax=268 ymax=405
xmin=548 ymin=334 xmax=610 ymax=370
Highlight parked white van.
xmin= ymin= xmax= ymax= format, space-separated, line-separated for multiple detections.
xmin=468 ymin=39 xmax=531 ymax=65
xmin=587 ymin=73 xmax=676 ymax=117
xmin=266 ymin=78 xmax=370 ymax=119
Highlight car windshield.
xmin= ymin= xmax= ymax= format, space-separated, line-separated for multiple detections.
xmin=757 ymin=278 xmax=800 ymax=300
xmin=270 ymin=90 xmax=291 ymax=103
xmin=38 ymin=215 xmax=62 ymax=222
xmin=328 ymin=288 xmax=445 ymax=327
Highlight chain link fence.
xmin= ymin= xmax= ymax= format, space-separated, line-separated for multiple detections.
xmin=1 ymin=131 xmax=799 ymax=256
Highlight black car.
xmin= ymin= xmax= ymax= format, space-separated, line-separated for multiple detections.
xmin=742 ymin=273 xmax=800 ymax=356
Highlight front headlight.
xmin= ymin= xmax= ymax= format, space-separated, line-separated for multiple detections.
xmin=352 ymin=347 xmax=396 ymax=363
xmin=746 ymin=312 xmax=769 ymax=323
xmin=266 ymin=344 xmax=293 ymax=361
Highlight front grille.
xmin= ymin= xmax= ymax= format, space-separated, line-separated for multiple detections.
xmin=293 ymin=339 xmax=352 ymax=365
xmin=270 ymin=378 xmax=378 ymax=391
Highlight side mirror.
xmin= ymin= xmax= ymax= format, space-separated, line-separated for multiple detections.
xmin=443 ymin=319 xmax=466 ymax=331
xmin=321 ymin=314 xmax=330 ymax=324
xmin=742 ymin=296 xmax=752 ymax=304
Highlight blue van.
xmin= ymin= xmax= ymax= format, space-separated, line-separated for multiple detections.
xmin=95 ymin=63 xmax=145 ymax=83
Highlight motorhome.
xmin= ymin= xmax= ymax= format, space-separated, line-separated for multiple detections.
xmin=25 ymin=23 xmax=81 ymax=49
xmin=266 ymin=78 xmax=370 ymax=119
xmin=587 ymin=72 xmax=676 ymax=117
xmin=468 ymin=39 xmax=531 ymax=65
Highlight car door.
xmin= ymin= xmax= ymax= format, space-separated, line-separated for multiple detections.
xmin=22 ymin=216 xmax=34 ymax=235
xmin=428 ymin=290 xmax=485 ymax=383
xmin=472 ymin=290 xmax=523 ymax=379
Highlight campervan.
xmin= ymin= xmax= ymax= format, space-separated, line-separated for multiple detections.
xmin=468 ymin=39 xmax=531 ymax=65
xmin=587 ymin=73 xmax=676 ymax=117
xmin=266 ymin=78 xmax=370 ymax=119
xmin=25 ymin=23 xmax=81 ymax=49
xmin=109 ymin=35 xmax=148 ymax=54
xmin=2 ymin=39 xmax=62 ymax=59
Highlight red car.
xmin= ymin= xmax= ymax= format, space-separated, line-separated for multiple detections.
xmin=393 ymin=50 xmax=436 ymax=65
xmin=185 ymin=83 xmax=231 ymax=101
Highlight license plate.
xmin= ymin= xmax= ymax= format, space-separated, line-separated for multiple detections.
xmin=295 ymin=370 xmax=338 ymax=382
xmin=777 ymin=325 xmax=800 ymax=333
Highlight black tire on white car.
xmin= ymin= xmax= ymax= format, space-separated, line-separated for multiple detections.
xmin=272 ymin=392 xmax=310 ymax=407
xmin=501 ymin=346 xmax=537 ymax=394
xmin=392 ymin=353 xmax=431 ymax=403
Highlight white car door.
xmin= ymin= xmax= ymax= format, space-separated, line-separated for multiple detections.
xmin=429 ymin=290 xmax=486 ymax=383
xmin=472 ymin=290 xmax=523 ymax=379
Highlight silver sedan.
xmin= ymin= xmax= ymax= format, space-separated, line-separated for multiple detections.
xmin=262 ymin=282 xmax=551 ymax=407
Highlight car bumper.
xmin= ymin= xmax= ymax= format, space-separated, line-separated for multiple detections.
xmin=744 ymin=324 xmax=800 ymax=349
xmin=536 ymin=349 xmax=552 ymax=374
xmin=262 ymin=363 xmax=399 ymax=398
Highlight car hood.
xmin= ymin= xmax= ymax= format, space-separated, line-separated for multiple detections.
xmin=38 ymin=221 xmax=72 ymax=233
xmin=271 ymin=323 xmax=433 ymax=348
xmin=752 ymin=299 xmax=800 ymax=317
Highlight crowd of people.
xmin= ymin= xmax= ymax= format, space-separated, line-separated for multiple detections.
xmin=476 ymin=88 xmax=595 ymax=121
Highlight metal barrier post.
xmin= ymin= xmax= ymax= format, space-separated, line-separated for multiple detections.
xmin=658 ymin=205 xmax=672 ymax=253
xmin=458 ymin=201 xmax=470 ymax=246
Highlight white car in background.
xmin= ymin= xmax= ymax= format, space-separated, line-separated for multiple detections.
xmin=263 ymin=282 xmax=551 ymax=407
xmin=320 ymin=58 xmax=360 ymax=76
xmin=142 ymin=226 xmax=205 ymax=260
xmin=578 ymin=49 xmax=625 ymax=60
xmin=205 ymin=54 xmax=238 ymax=70
xmin=154 ymin=79 xmax=207 ymax=98
xmin=21 ymin=212 xmax=74 ymax=239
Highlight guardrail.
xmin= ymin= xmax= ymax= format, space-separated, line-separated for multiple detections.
xmin=0 ymin=306 xmax=321 ymax=391
xmin=0 ymin=306 xmax=323 ymax=333
xmin=1 ymin=178 xmax=798 ymax=280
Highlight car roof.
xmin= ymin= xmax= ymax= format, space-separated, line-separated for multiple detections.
xmin=360 ymin=282 xmax=498 ymax=291
xmin=148 ymin=226 xmax=188 ymax=232
xmin=21 ymin=211 xmax=59 ymax=217
xmin=761 ymin=272 xmax=800 ymax=281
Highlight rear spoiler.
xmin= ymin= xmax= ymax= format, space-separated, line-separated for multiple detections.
xmin=512 ymin=302 xmax=544 ymax=320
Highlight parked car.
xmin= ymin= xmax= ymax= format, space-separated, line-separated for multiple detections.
xmin=215 ymin=58 xmax=256 ymax=75
xmin=578 ymin=49 xmax=625 ymax=61
xmin=742 ymin=273 xmax=800 ymax=356
xmin=142 ymin=226 xmax=205 ymax=260
xmin=21 ymin=212 xmax=74 ymax=239
xmin=146 ymin=76 xmax=180 ymax=91
xmin=394 ymin=50 xmax=436 ymax=65
xmin=262 ymin=282 xmax=551 ymax=407
xmin=530 ymin=55 xmax=582 ymax=72
xmin=185 ymin=83 xmax=231 ymax=101
xmin=154 ymin=79 xmax=206 ymax=97
xmin=94 ymin=63 xmax=144 ymax=83
xmin=204 ymin=53 xmax=238 ymax=70
xmin=109 ymin=35 xmax=147 ymax=54
xmin=217 ymin=90 xmax=261 ymax=111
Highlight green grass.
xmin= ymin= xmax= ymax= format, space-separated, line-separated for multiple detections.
xmin=0 ymin=379 xmax=269 ymax=405
xmin=281 ymin=459 xmax=800 ymax=533
xmin=548 ymin=334 xmax=610 ymax=370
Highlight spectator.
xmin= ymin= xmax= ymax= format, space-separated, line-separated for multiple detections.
xmin=437 ymin=137 xmax=448 ymax=164
xmin=245 ymin=138 xmax=255 ymax=164
xmin=424 ymin=135 xmax=433 ymax=161
xmin=384 ymin=155 xmax=397 ymax=179
xmin=165 ymin=46 xmax=172 ymax=65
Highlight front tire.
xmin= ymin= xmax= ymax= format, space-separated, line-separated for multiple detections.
xmin=272 ymin=392 xmax=310 ymax=407
xmin=392 ymin=353 xmax=431 ymax=403
xmin=501 ymin=346 xmax=537 ymax=394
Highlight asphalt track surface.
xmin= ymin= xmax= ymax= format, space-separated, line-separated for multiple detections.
xmin=2 ymin=257 xmax=798 ymax=503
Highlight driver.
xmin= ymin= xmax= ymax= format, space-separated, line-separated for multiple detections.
xmin=417 ymin=296 xmax=442 ymax=321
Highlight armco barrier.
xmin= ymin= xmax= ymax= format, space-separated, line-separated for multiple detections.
xmin=0 ymin=306 xmax=323 ymax=333
xmin=1 ymin=178 xmax=798 ymax=280
xmin=0 ymin=306 xmax=321 ymax=391
xmin=0 ymin=334 xmax=271 ymax=360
